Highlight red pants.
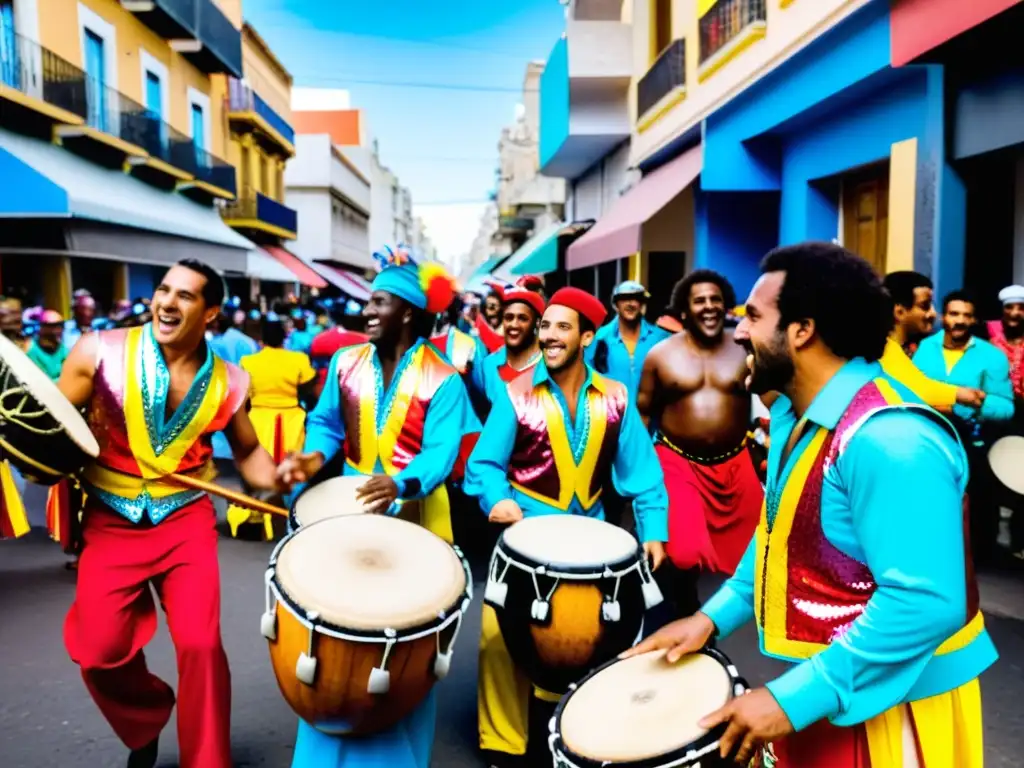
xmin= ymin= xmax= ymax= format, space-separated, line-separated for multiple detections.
xmin=769 ymin=719 xmax=872 ymax=768
xmin=64 ymin=497 xmax=231 ymax=768
xmin=657 ymin=444 xmax=763 ymax=574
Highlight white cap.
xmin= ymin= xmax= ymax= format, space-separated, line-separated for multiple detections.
xmin=998 ymin=285 xmax=1024 ymax=305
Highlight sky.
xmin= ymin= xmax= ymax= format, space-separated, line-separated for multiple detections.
xmin=242 ymin=0 xmax=566 ymax=267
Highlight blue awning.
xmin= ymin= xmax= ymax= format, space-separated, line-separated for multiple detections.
xmin=471 ymin=254 xmax=508 ymax=279
xmin=497 ymin=221 xmax=564 ymax=279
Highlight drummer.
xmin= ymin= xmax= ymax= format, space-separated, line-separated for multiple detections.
xmin=464 ymin=286 xmax=668 ymax=764
xmin=276 ymin=246 xmax=478 ymax=768
xmin=480 ymin=287 xmax=545 ymax=405
xmin=55 ymin=260 xmax=286 ymax=768
xmin=628 ymin=243 xmax=997 ymax=767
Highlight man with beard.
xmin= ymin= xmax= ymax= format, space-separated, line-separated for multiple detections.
xmin=465 ymin=287 xmax=667 ymax=766
xmin=987 ymin=285 xmax=1024 ymax=415
xmin=628 ymin=242 xmax=996 ymax=768
xmin=55 ymin=260 xmax=284 ymax=768
xmin=481 ymin=287 xmax=545 ymax=405
xmin=276 ymin=247 xmax=477 ymax=768
xmin=588 ymin=280 xmax=670 ymax=401
xmin=913 ymin=290 xmax=1014 ymax=565
xmin=637 ymin=270 xmax=762 ymax=621
xmin=881 ymin=271 xmax=985 ymax=410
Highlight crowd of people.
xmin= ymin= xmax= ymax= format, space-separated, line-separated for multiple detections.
xmin=0 ymin=242 xmax=1019 ymax=768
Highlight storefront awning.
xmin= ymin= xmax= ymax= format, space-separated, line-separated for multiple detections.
xmin=471 ymin=254 xmax=509 ymax=279
xmin=263 ymin=246 xmax=328 ymax=288
xmin=0 ymin=127 xmax=252 ymax=253
xmin=247 ymin=249 xmax=298 ymax=283
xmin=566 ymin=145 xmax=701 ymax=270
xmin=314 ymin=262 xmax=374 ymax=302
xmin=62 ymin=222 xmax=249 ymax=273
xmin=496 ymin=221 xmax=565 ymax=280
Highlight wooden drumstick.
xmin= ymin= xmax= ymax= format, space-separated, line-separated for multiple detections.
xmin=165 ymin=472 xmax=289 ymax=518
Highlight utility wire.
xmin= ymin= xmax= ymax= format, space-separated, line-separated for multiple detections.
xmin=297 ymin=73 xmax=539 ymax=94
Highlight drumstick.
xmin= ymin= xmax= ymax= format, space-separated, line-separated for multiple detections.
xmin=164 ymin=472 xmax=289 ymax=518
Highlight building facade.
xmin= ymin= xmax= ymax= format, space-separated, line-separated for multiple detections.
xmin=0 ymin=0 xmax=249 ymax=314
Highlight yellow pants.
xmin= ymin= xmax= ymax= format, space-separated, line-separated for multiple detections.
xmin=396 ymin=483 xmax=453 ymax=544
xmin=477 ymin=604 xmax=562 ymax=755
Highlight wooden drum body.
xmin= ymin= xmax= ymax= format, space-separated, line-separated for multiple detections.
xmin=290 ymin=475 xmax=372 ymax=528
xmin=0 ymin=332 xmax=98 ymax=484
xmin=549 ymin=648 xmax=747 ymax=767
xmin=484 ymin=516 xmax=663 ymax=694
xmin=261 ymin=515 xmax=472 ymax=735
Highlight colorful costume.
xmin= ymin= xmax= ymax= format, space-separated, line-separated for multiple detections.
xmin=702 ymin=359 xmax=997 ymax=767
xmin=465 ymin=354 xmax=669 ymax=757
xmin=880 ymin=336 xmax=958 ymax=409
xmin=987 ymin=319 xmax=1024 ymax=400
xmin=290 ymin=249 xmax=475 ymax=768
xmin=586 ymin=315 xmax=670 ymax=403
xmin=207 ymin=326 xmax=258 ymax=460
xmin=64 ymin=324 xmax=249 ymax=768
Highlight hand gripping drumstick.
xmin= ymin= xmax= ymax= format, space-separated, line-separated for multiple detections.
xmin=163 ymin=472 xmax=289 ymax=518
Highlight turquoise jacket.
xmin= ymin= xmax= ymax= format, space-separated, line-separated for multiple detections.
xmin=479 ymin=346 xmax=543 ymax=406
xmin=585 ymin=318 xmax=671 ymax=402
xmin=702 ymin=359 xmax=997 ymax=733
xmin=464 ymin=362 xmax=669 ymax=543
xmin=912 ymin=332 xmax=1015 ymax=424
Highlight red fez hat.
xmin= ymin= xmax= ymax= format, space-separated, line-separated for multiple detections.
xmin=502 ymin=288 xmax=545 ymax=318
xmin=548 ymin=287 xmax=607 ymax=329
xmin=482 ymin=278 xmax=507 ymax=302
xmin=515 ymin=274 xmax=544 ymax=291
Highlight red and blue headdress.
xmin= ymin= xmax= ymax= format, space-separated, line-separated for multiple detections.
xmin=371 ymin=244 xmax=456 ymax=314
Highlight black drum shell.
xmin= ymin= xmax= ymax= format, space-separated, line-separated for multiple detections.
xmin=488 ymin=538 xmax=645 ymax=695
xmin=0 ymin=406 xmax=89 ymax=485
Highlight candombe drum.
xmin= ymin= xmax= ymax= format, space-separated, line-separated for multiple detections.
xmin=549 ymin=648 xmax=748 ymax=768
xmin=0 ymin=332 xmax=99 ymax=484
xmin=290 ymin=475 xmax=372 ymax=528
xmin=989 ymin=435 xmax=1024 ymax=497
xmin=261 ymin=514 xmax=472 ymax=734
xmin=484 ymin=515 xmax=663 ymax=694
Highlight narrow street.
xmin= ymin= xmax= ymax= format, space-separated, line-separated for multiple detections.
xmin=2 ymin=520 xmax=1023 ymax=768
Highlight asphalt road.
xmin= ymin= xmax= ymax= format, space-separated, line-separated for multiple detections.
xmin=2 ymin=524 xmax=1023 ymax=768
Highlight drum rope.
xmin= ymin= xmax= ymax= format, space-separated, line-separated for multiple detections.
xmin=529 ymin=568 xmax=561 ymax=604
xmin=0 ymin=387 xmax=66 ymax=436
xmin=378 ymin=630 xmax=398 ymax=672
xmin=436 ymin=612 xmax=463 ymax=658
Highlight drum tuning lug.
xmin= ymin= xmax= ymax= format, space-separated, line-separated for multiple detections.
xmin=367 ymin=667 xmax=391 ymax=695
xmin=295 ymin=653 xmax=317 ymax=686
xmin=259 ymin=611 xmax=277 ymax=641
xmin=536 ymin=565 xmax=547 ymax=575
xmin=531 ymin=599 xmax=550 ymax=623
xmin=484 ymin=579 xmax=508 ymax=609
xmin=602 ymin=600 xmax=621 ymax=623
xmin=433 ymin=651 xmax=453 ymax=680
xmin=642 ymin=578 xmax=665 ymax=610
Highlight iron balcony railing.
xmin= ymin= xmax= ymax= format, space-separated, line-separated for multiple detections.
xmin=121 ymin=0 xmax=197 ymax=40
xmin=227 ymin=77 xmax=295 ymax=147
xmin=195 ymin=0 xmax=243 ymax=77
xmin=222 ymin=185 xmax=297 ymax=234
xmin=638 ymin=38 xmax=686 ymax=119
xmin=699 ymin=0 xmax=766 ymax=64
xmin=0 ymin=29 xmax=235 ymax=194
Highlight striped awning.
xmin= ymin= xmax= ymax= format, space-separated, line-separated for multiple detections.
xmin=263 ymin=246 xmax=328 ymax=288
xmin=315 ymin=263 xmax=374 ymax=302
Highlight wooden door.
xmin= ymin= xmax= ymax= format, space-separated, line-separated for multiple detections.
xmin=843 ymin=169 xmax=889 ymax=274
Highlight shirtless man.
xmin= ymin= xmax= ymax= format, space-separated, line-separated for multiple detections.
xmin=637 ymin=270 xmax=762 ymax=622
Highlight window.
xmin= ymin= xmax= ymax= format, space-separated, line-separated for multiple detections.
xmin=240 ymin=142 xmax=251 ymax=192
xmin=259 ymin=153 xmax=268 ymax=195
xmin=186 ymin=87 xmax=212 ymax=166
xmin=652 ymin=0 xmax=672 ymax=61
xmin=78 ymin=3 xmax=117 ymax=132
xmin=145 ymin=72 xmax=161 ymax=118
xmin=84 ymin=29 xmax=105 ymax=131
xmin=0 ymin=1 xmax=17 ymax=90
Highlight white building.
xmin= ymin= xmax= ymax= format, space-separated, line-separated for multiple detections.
xmin=285 ymin=134 xmax=372 ymax=272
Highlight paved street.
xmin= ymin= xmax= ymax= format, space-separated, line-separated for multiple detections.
xmin=2 ymin=520 xmax=1023 ymax=768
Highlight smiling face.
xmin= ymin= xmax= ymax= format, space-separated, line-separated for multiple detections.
xmin=1003 ymin=301 xmax=1024 ymax=340
xmin=483 ymin=295 xmax=502 ymax=325
xmin=151 ymin=265 xmax=220 ymax=349
xmin=614 ymin=294 xmax=645 ymax=324
xmin=895 ymin=286 xmax=937 ymax=341
xmin=539 ymin=304 xmax=594 ymax=373
xmin=733 ymin=272 xmax=794 ymax=395
xmin=943 ymin=299 xmax=975 ymax=344
xmin=502 ymin=301 xmax=538 ymax=352
xmin=683 ymin=282 xmax=726 ymax=341
xmin=362 ymin=290 xmax=410 ymax=345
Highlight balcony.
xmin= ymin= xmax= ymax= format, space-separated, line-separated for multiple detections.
xmin=637 ymin=39 xmax=686 ymax=131
xmin=119 ymin=0 xmax=195 ymax=40
xmin=538 ymin=19 xmax=632 ymax=179
xmin=221 ymin=186 xmax=298 ymax=239
xmin=170 ymin=0 xmax=243 ymax=78
xmin=0 ymin=30 xmax=88 ymax=132
xmin=227 ymin=77 xmax=295 ymax=156
xmin=698 ymin=0 xmax=767 ymax=82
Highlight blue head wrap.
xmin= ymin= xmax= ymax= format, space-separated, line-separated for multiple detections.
xmin=371 ymin=265 xmax=427 ymax=309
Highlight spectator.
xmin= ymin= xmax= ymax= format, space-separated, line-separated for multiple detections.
xmin=26 ymin=310 xmax=68 ymax=382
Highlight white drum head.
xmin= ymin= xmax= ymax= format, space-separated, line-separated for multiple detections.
xmin=274 ymin=515 xmax=466 ymax=631
xmin=989 ymin=436 xmax=1024 ymax=496
xmin=502 ymin=515 xmax=637 ymax=569
xmin=560 ymin=651 xmax=732 ymax=762
xmin=293 ymin=476 xmax=370 ymax=525
xmin=0 ymin=332 xmax=99 ymax=456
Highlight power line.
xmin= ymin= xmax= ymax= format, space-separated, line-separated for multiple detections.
xmin=297 ymin=73 xmax=538 ymax=94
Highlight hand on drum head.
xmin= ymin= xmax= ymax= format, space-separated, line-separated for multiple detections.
xmin=619 ymin=611 xmax=715 ymax=663
xmin=356 ymin=475 xmax=400 ymax=515
xmin=276 ymin=452 xmax=325 ymax=489
xmin=698 ymin=687 xmax=793 ymax=765
xmin=488 ymin=499 xmax=524 ymax=524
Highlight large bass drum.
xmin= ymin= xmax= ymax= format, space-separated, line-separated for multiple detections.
xmin=0 ymin=332 xmax=99 ymax=484
xmin=261 ymin=514 xmax=472 ymax=735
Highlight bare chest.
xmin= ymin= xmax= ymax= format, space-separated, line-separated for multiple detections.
xmin=661 ymin=344 xmax=747 ymax=395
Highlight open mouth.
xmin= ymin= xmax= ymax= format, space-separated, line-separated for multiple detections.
xmin=366 ymin=318 xmax=381 ymax=332
xmin=699 ymin=313 xmax=721 ymax=329
xmin=542 ymin=345 xmax=563 ymax=360
xmin=745 ymin=352 xmax=754 ymax=390
xmin=156 ymin=313 xmax=181 ymax=334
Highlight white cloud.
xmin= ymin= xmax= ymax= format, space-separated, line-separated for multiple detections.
xmin=414 ymin=202 xmax=488 ymax=272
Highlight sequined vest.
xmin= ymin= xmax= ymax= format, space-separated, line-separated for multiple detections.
xmin=81 ymin=326 xmax=250 ymax=523
xmin=334 ymin=341 xmax=458 ymax=476
xmin=754 ymin=377 xmax=983 ymax=661
xmin=430 ymin=328 xmax=477 ymax=375
xmin=506 ymin=371 xmax=627 ymax=511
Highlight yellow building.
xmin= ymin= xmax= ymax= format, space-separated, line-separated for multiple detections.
xmin=0 ymin=0 xmax=251 ymax=315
